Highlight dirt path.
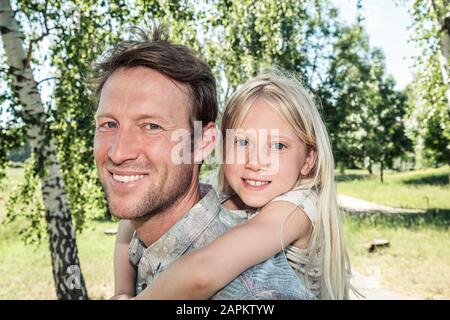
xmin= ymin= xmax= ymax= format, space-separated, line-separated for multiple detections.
xmin=338 ymin=194 xmax=425 ymax=214
xmin=349 ymin=270 xmax=417 ymax=300
xmin=338 ymin=195 xmax=421 ymax=299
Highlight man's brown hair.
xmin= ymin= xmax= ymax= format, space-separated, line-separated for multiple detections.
xmin=92 ymin=24 xmax=218 ymax=127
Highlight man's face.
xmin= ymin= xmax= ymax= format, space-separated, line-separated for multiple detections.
xmin=94 ymin=67 xmax=195 ymax=219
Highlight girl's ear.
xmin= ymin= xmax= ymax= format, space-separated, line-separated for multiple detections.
xmin=193 ymin=121 xmax=218 ymax=164
xmin=300 ymin=147 xmax=317 ymax=176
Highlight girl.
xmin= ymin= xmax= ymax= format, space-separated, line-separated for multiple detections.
xmin=113 ymin=71 xmax=352 ymax=300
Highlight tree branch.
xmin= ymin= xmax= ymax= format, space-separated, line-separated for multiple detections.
xmin=23 ymin=40 xmax=32 ymax=70
xmin=37 ymin=77 xmax=58 ymax=86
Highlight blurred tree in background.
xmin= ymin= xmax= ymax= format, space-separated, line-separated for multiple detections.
xmin=318 ymin=24 xmax=374 ymax=171
xmin=202 ymin=0 xmax=339 ymax=104
xmin=406 ymin=0 xmax=450 ymax=166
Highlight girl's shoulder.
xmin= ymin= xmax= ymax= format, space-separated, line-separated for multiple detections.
xmin=268 ymin=188 xmax=318 ymax=206
xmin=267 ymin=188 xmax=319 ymax=224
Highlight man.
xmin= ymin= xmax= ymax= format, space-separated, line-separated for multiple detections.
xmin=93 ymin=25 xmax=314 ymax=300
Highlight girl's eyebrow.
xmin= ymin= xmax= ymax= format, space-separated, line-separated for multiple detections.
xmin=233 ymin=131 xmax=294 ymax=139
xmin=270 ymin=134 xmax=294 ymax=140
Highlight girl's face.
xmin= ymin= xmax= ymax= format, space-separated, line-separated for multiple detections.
xmin=223 ymin=98 xmax=316 ymax=208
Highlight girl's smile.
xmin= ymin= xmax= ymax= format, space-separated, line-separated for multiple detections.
xmin=240 ymin=177 xmax=272 ymax=191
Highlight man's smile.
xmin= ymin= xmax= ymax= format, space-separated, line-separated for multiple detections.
xmin=106 ymin=168 xmax=150 ymax=190
xmin=112 ymin=173 xmax=147 ymax=183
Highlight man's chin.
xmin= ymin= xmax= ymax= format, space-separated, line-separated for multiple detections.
xmin=108 ymin=204 xmax=149 ymax=220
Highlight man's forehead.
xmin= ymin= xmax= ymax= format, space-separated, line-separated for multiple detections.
xmin=96 ymin=67 xmax=191 ymax=122
xmin=104 ymin=66 xmax=190 ymax=95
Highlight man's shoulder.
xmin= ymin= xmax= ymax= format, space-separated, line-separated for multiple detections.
xmin=211 ymin=252 xmax=316 ymax=300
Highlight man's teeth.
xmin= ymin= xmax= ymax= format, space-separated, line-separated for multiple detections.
xmin=112 ymin=174 xmax=146 ymax=183
xmin=244 ymin=179 xmax=270 ymax=187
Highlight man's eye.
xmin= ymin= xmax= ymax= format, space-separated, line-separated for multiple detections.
xmin=146 ymin=123 xmax=161 ymax=130
xmin=235 ymin=138 xmax=249 ymax=147
xmin=272 ymin=142 xmax=286 ymax=150
xmin=102 ymin=122 xmax=118 ymax=129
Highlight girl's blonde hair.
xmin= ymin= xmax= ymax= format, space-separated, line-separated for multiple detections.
xmin=218 ymin=71 xmax=352 ymax=300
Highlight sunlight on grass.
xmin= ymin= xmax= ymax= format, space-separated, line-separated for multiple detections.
xmin=344 ymin=214 xmax=450 ymax=299
xmin=0 ymin=167 xmax=117 ymax=300
xmin=0 ymin=238 xmax=55 ymax=299
xmin=337 ymin=166 xmax=450 ymax=210
xmin=0 ymin=219 xmax=117 ymax=299
xmin=0 ymin=168 xmax=25 ymax=218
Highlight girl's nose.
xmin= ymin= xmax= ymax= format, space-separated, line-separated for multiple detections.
xmin=244 ymin=161 xmax=262 ymax=171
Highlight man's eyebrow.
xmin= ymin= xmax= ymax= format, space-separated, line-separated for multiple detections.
xmin=131 ymin=114 xmax=175 ymax=126
xmin=95 ymin=113 xmax=172 ymax=124
xmin=95 ymin=112 xmax=115 ymax=120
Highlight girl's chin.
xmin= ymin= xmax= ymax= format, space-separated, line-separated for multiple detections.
xmin=239 ymin=196 xmax=271 ymax=209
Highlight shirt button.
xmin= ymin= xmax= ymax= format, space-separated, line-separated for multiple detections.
xmin=141 ymin=283 xmax=147 ymax=290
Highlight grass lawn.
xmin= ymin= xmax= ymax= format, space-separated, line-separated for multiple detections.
xmin=0 ymin=167 xmax=24 ymax=213
xmin=0 ymin=167 xmax=117 ymax=299
xmin=0 ymin=218 xmax=117 ymax=299
xmin=337 ymin=166 xmax=450 ymax=210
xmin=338 ymin=166 xmax=450 ymax=299
xmin=344 ymin=213 xmax=450 ymax=300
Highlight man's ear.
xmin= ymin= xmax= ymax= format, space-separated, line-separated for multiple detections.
xmin=193 ymin=121 xmax=218 ymax=164
xmin=300 ymin=147 xmax=317 ymax=176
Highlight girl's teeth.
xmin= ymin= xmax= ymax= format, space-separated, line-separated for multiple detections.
xmin=245 ymin=179 xmax=269 ymax=186
xmin=112 ymin=174 xmax=146 ymax=183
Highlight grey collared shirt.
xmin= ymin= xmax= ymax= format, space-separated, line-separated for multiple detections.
xmin=128 ymin=184 xmax=316 ymax=300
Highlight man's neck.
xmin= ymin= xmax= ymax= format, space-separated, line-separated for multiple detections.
xmin=131 ymin=181 xmax=201 ymax=247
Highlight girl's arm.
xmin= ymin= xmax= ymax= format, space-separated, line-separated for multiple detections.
xmin=112 ymin=219 xmax=137 ymax=298
xmin=133 ymin=201 xmax=312 ymax=300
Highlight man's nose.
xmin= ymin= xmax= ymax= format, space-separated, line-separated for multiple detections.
xmin=108 ymin=127 xmax=140 ymax=164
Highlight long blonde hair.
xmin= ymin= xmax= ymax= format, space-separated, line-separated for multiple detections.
xmin=218 ymin=71 xmax=352 ymax=300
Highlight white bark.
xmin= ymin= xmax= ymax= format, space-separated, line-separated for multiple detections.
xmin=0 ymin=0 xmax=88 ymax=299
xmin=438 ymin=26 xmax=450 ymax=108
xmin=432 ymin=0 xmax=450 ymax=109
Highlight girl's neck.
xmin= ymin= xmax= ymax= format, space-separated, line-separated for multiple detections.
xmin=222 ymin=193 xmax=255 ymax=211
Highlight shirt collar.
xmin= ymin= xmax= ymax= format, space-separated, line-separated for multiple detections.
xmin=136 ymin=184 xmax=221 ymax=272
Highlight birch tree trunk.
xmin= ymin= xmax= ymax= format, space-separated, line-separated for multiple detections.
xmin=432 ymin=0 xmax=450 ymax=109
xmin=0 ymin=0 xmax=88 ymax=300
xmin=437 ymin=22 xmax=450 ymax=108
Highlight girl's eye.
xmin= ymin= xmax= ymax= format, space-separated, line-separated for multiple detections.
xmin=235 ymin=138 xmax=249 ymax=147
xmin=146 ymin=123 xmax=161 ymax=130
xmin=272 ymin=142 xmax=286 ymax=150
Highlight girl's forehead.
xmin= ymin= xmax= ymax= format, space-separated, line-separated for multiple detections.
xmin=234 ymin=126 xmax=299 ymax=143
xmin=237 ymin=99 xmax=297 ymax=137
xmin=233 ymin=127 xmax=299 ymax=142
